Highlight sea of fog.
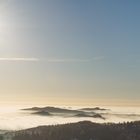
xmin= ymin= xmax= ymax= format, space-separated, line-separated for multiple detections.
xmin=0 ymin=105 xmax=140 ymax=131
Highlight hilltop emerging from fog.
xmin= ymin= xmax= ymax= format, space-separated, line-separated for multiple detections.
xmin=22 ymin=106 xmax=107 ymax=119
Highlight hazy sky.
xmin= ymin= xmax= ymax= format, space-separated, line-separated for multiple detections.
xmin=0 ymin=0 xmax=140 ymax=106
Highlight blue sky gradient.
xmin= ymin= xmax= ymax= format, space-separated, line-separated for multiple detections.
xmin=0 ymin=0 xmax=140 ymax=105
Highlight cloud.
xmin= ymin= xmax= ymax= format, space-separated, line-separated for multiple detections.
xmin=46 ymin=56 xmax=104 ymax=63
xmin=47 ymin=58 xmax=91 ymax=63
xmin=93 ymin=56 xmax=105 ymax=60
xmin=0 ymin=56 xmax=104 ymax=63
xmin=0 ymin=57 xmax=39 ymax=62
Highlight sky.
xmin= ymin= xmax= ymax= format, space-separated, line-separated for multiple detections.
xmin=0 ymin=0 xmax=140 ymax=106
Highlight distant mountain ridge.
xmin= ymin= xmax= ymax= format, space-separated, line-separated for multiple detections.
xmin=79 ymin=107 xmax=109 ymax=111
xmin=22 ymin=106 xmax=106 ymax=119
xmin=22 ymin=106 xmax=83 ymax=113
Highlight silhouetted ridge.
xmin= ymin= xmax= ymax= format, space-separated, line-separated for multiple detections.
xmin=5 ymin=121 xmax=140 ymax=140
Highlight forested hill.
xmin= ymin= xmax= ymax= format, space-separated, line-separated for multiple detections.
xmin=7 ymin=121 xmax=140 ymax=140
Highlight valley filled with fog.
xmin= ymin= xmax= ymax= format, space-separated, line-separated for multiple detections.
xmin=0 ymin=106 xmax=140 ymax=131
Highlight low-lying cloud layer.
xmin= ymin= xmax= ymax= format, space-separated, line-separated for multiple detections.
xmin=0 ymin=106 xmax=140 ymax=131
